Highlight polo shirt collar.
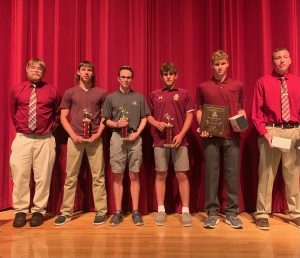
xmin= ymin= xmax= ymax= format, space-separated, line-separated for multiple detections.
xmin=212 ymin=76 xmax=229 ymax=84
xmin=77 ymin=84 xmax=94 ymax=92
xmin=117 ymin=88 xmax=134 ymax=94
xmin=162 ymin=85 xmax=178 ymax=92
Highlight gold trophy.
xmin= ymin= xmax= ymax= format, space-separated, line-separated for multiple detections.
xmin=163 ymin=113 xmax=174 ymax=147
xmin=83 ymin=108 xmax=92 ymax=140
xmin=119 ymin=105 xmax=129 ymax=140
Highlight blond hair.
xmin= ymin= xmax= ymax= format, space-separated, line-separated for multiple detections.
xmin=211 ymin=50 xmax=229 ymax=64
xmin=26 ymin=58 xmax=46 ymax=72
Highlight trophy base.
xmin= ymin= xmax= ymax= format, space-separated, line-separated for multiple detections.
xmin=164 ymin=143 xmax=174 ymax=148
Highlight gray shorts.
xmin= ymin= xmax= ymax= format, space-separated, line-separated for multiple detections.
xmin=154 ymin=146 xmax=190 ymax=172
xmin=110 ymin=132 xmax=142 ymax=173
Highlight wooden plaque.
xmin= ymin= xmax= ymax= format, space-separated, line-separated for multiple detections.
xmin=199 ymin=104 xmax=229 ymax=137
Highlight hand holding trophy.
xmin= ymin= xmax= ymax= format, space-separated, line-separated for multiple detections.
xmin=83 ymin=108 xmax=92 ymax=140
xmin=119 ymin=105 xmax=129 ymax=140
xmin=163 ymin=113 xmax=174 ymax=147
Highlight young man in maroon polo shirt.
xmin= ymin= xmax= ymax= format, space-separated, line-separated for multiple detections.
xmin=252 ymin=47 xmax=300 ymax=230
xmin=54 ymin=61 xmax=108 ymax=226
xmin=10 ymin=58 xmax=60 ymax=227
xmin=196 ymin=50 xmax=245 ymax=229
xmin=147 ymin=62 xmax=194 ymax=226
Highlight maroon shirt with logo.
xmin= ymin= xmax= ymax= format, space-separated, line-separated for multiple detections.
xmin=196 ymin=77 xmax=244 ymax=139
xmin=60 ymin=86 xmax=107 ymax=136
xmin=11 ymin=80 xmax=61 ymax=135
xmin=149 ymin=86 xmax=195 ymax=147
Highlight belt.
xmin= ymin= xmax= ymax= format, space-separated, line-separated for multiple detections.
xmin=16 ymin=132 xmax=53 ymax=139
xmin=266 ymin=123 xmax=299 ymax=129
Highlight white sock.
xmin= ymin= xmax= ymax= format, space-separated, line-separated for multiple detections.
xmin=182 ymin=207 xmax=190 ymax=214
xmin=158 ymin=205 xmax=165 ymax=213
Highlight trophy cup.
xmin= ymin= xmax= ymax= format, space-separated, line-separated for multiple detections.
xmin=163 ymin=113 xmax=174 ymax=147
xmin=119 ymin=105 xmax=129 ymax=140
xmin=83 ymin=108 xmax=92 ymax=140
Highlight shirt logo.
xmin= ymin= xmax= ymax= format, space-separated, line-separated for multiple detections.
xmin=174 ymin=94 xmax=179 ymax=101
xmin=132 ymin=101 xmax=137 ymax=106
xmin=158 ymin=96 xmax=163 ymax=99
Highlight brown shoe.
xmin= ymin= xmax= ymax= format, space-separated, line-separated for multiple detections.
xmin=30 ymin=212 xmax=44 ymax=227
xmin=256 ymin=218 xmax=270 ymax=230
xmin=13 ymin=212 xmax=27 ymax=228
xmin=289 ymin=217 xmax=300 ymax=228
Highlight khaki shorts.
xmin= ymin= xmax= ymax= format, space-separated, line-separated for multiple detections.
xmin=154 ymin=146 xmax=190 ymax=172
xmin=110 ymin=132 xmax=142 ymax=173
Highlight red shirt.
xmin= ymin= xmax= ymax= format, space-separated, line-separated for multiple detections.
xmin=252 ymin=71 xmax=300 ymax=136
xmin=149 ymin=86 xmax=195 ymax=147
xmin=60 ymin=86 xmax=107 ymax=136
xmin=196 ymin=77 xmax=244 ymax=139
xmin=11 ymin=80 xmax=61 ymax=135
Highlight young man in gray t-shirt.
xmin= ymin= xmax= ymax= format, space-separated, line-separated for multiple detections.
xmin=102 ymin=66 xmax=150 ymax=226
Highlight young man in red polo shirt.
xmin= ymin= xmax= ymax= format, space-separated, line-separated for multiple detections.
xmin=147 ymin=62 xmax=194 ymax=226
xmin=196 ymin=50 xmax=245 ymax=229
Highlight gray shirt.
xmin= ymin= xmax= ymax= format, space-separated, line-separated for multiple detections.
xmin=102 ymin=89 xmax=150 ymax=131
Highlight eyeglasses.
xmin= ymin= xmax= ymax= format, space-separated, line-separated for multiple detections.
xmin=119 ymin=76 xmax=132 ymax=80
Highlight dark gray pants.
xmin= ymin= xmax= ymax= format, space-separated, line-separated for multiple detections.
xmin=203 ymin=138 xmax=240 ymax=216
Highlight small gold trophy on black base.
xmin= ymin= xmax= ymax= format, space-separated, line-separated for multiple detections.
xmin=164 ymin=113 xmax=174 ymax=147
xmin=119 ymin=105 xmax=129 ymax=140
xmin=83 ymin=108 xmax=92 ymax=140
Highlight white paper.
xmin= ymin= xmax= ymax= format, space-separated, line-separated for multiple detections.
xmin=271 ymin=136 xmax=291 ymax=150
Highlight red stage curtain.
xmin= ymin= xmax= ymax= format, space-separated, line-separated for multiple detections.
xmin=1 ymin=0 xmax=299 ymax=214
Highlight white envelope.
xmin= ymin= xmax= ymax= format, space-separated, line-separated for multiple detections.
xmin=271 ymin=136 xmax=291 ymax=150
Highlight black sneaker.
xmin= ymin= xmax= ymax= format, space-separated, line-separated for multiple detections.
xmin=54 ymin=215 xmax=71 ymax=226
xmin=203 ymin=215 xmax=219 ymax=229
xmin=94 ymin=213 xmax=106 ymax=225
xmin=225 ymin=215 xmax=243 ymax=229
xmin=132 ymin=211 xmax=144 ymax=226
xmin=109 ymin=212 xmax=123 ymax=226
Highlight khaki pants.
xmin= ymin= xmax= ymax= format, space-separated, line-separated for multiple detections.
xmin=256 ymin=126 xmax=300 ymax=219
xmin=10 ymin=133 xmax=56 ymax=214
xmin=60 ymin=137 xmax=107 ymax=216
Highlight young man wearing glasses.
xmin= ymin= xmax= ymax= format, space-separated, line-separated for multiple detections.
xmin=102 ymin=66 xmax=150 ymax=226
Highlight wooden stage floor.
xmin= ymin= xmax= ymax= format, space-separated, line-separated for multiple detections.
xmin=0 ymin=210 xmax=299 ymax=258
